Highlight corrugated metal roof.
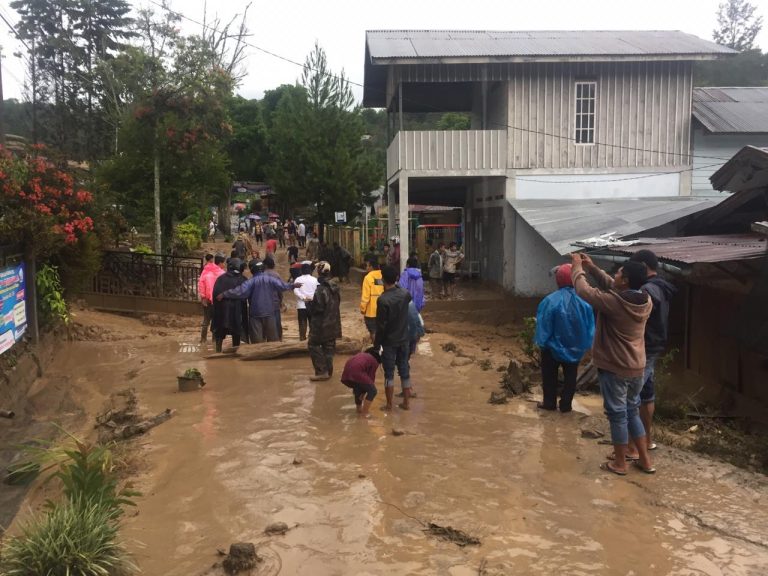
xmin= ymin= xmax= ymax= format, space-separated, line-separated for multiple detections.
xmin=693 ymin=87 xmax=768 ymax=133
xmin=366 ymin=30 xmax=735 ymax=61
xmin=590 ymin=234 xmax=767 ymax=265
xmin=510 ymin=197 xmax=723 ymax=255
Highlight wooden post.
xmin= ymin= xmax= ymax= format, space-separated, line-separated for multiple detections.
xmin=23 ymin=247 xmax=40 ymax=345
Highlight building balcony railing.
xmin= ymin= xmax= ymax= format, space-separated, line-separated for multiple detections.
xmin=387 ymin=129 xmax=507 ymax=179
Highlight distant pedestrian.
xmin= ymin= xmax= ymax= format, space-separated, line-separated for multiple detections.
xmin=341 ymin=348 xmax=381 ymax=417
xmin=534 ymin=263 xmax=595 ymax=413
xmin=208 ymin=219 xmax=216 ymax=241
xmin=427 ymin=242 xmax=444 ymax=297
xmin=442 ymin=242 xmax=464 ymax=298
xmin=211 ymin=258 xmax=248 ymax=352
xmin=307 ymin=261 xmax=342 ymax=381
xmin=389 ymin=237 xmax=401 ymax=271
xmin=297 ymin=221 xmax=307 ymax=247
xmin=572 ymin=253 xmax=654 ymax=476
xmin=254 ymin=222 xmax=264 ymax=245
xmin=628 ymin=249 xmax=676 ymax=455
xmin=217 ymin=260 xmax=300 ymax=343
xmin=265 ymin=235 xmax=278 ymax=256
xmin=399 ymin=256 xmax=425 ymax=312
xmin=375 ymin=265 xmax=413 ymax=411
xmin=233 ymin=228 xmax=256 ymax=261
xmin=360 ymin=257 xmax=385 ymax=343
xmin=287 ymin=218 xmax=298 ymax=247
xmin=333 ymin=242 xmax=352 ymax=283
xmin=306 ymin=232 xmax=320 ymax=261
xmin=277 ymin=221 xmax=286 ymax=248
xmin=198 ymin=253 xmax=226 ymax=343
xmin=288 ymin=244 xmax=300 ymax=265
xmin=294 ymin=262 xmax=319 ymax=341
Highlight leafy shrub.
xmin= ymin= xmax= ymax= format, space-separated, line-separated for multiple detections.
xmin=132 ymin=243 xmax=153 ymax=255
xmin=36 ymin=264 xmax=69 ymax=325
xmin=0 ymin=496 xmax=136 ymax=576
xmin=518 ymin=317 xmax=540 ymax=367
xmin=53 ymin=232 xmax=104 ymax=296
xmin=173 ymin=221 xmax=203 ymax=254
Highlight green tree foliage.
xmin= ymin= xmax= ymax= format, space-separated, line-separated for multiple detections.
xmin=266 ymin=43 xmax=380 ymax=238
xmin=694 ymin=49 xmax=768 ymax=86
xmin=713 ymin=0 xmax=764 ymax=51
xmin=436 ymin=112 xmax=471 ymax=130
xmin=227 ymin=96 xmax=269 ymax=182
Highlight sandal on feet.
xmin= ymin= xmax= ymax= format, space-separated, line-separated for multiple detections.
xmin=600 ymin=462 xmax=627 ymax=476
xmin=608 ymin=453 xmax=639 ymax=462
xmin=632 ymin=461 xmax=657 ymax=474
xmin=648 ymin=443 xmax=658 ymax=451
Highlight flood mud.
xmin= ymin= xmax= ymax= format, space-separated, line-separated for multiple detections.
xmin=3 ymin=256 xmax=767 ymax=575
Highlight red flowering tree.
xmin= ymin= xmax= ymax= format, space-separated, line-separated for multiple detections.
xmin=0 ymin=146 xmax=94 ymax=257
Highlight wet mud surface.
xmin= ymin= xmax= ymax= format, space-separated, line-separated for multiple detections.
xmin=4 ymin=251 xmax=767 ymax=575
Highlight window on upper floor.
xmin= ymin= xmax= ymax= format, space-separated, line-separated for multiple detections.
xmin=575 ymin=81 xmax=596 ymax=145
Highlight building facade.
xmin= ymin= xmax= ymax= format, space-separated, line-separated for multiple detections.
xmin=364 ymin=30 xmax=734 ymax=294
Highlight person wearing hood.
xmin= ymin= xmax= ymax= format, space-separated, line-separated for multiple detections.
xmin=211 ymin=258 xmax=248 ymax=352
xmin=198 ymin=253 xmax=226 ymax=343
xmin=217 ymin=259 xmax=300 ymax=343
xmin=534 ymin=263 xmax=595 ymax=413
xmin=306 ymin=261 xmax=342 ymax=381
xmin=398 ymin=256 xmax=425 ymax=312
xmin=628 ymin=249 xmax=677 ymax=455
xmin=572 ymin=253 xmax=654 ymax=476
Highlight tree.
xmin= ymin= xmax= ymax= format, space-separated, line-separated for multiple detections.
xmin=436 ymin=112 xmax=471 ymax=130
xmin=266 ymin=43 xmax=380 ymax=240
xmin=713 ymin=0 xmax=764 ymax=51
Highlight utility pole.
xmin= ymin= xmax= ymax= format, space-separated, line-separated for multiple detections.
xmin=0 ymin=46 xmax=5 ymax=145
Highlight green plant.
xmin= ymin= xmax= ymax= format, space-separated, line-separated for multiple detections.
xmin=173 ymin=221 xmax=203 ymax=254
xmin=183 ymin=367 xmax=202 ymax=379
xmin=518 ymin=317 xmax=541 ymax=368
xmin=132 ymin=243 xmax=153 ymax=255
xmin=0 ymin=495 xmax=136 ymax=576
xmin=36 ymin=264 xmax=69 ymax=325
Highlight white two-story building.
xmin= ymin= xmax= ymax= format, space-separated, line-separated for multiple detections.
xmin=363 ymin=30 xmax=735 ymax=294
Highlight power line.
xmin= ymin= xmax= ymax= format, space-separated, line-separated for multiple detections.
xmin=147 ymin=0 xmax=735 ymax=165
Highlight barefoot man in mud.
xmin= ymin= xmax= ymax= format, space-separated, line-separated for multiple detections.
xmin=374 ymin=265 xmax=413 ymax=411
xmin=571 ymin=253 xmax=654 ymax=476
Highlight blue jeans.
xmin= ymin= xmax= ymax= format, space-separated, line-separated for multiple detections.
xmin=640 ymin=355 xmax=658 ymax=404
xmin=382 ymin=343 xmax=411 ymax=389
xmin=598 ymin=369 xmax=646 ymax=445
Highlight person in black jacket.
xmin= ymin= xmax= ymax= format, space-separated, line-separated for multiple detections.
xmin=374 ymin=265 xmax=413 ymax=410
xmin=307 ymin=261 xmax=342 ymax=381
xmin=628 ymin=249 xmax=677 ymax=454
xmin=211 ymin=258 xmax=248 ymax=352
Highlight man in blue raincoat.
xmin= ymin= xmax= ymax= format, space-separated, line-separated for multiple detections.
xmin=534 ymin=263 xmax=595 ymax=413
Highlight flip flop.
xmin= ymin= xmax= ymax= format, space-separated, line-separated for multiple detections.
xmin=632 ymin=461 xmax=657 ymax=475
xmin=600 ymin=462 xmax=627 ymax=476
xmin=608 ymin=453 xmax=640 ymax=462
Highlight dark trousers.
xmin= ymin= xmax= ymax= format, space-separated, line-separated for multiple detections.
xmin=308 ymin=338 xmax=336 ymax=376
xmin=274 ymin=307 xmax=283 ymax=341
xmin=344 ymin=381 xmax=377 ymax=405
xmin=297 ymin=309 xmax=309 ymax=340
xmin=200 ymin=304 xmax=213 ymax=341
xmin=541 ymin=348 xmax=579 ymax=412
xmin=214 ymin=332 xmax=241 ymax=353
xmin=249 ymin=316 xmax=279 ymax=343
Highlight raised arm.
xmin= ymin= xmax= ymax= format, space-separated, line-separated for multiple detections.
xmin=220 ymin=277 xmax=253 ymax=300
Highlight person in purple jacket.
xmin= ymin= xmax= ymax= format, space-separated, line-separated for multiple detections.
xmin=398 ymin=256 xmax=425 ymax=312
xmin=340 ymin=347 xmax=381 ymax=417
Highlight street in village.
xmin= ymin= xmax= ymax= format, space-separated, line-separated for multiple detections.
xmin=3 ymin=248 xmax=766 ymax=576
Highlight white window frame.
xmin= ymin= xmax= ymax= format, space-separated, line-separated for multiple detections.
xmin=574 ymin=81 xmax=597 ymax=145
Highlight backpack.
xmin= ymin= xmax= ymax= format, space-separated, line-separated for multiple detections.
xmin=233 ymin=238 xmax=246 ymax=259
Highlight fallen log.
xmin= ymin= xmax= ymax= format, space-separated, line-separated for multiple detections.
xmin=106 ymin=408 xmax=176 ymax=441
xmin=239 ymin=337 xmax=364 ymax=361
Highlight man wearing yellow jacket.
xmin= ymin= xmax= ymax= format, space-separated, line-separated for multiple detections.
xmin=360 ymin=257 xmax=385 ymax=343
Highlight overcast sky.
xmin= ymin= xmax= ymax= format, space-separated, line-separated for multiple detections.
xmin=1 ymin=0 xmax=767 ymax=103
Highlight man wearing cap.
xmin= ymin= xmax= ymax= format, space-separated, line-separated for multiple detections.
xmin=534 ymin=263 xmax=595 ymax=413
xmin=217 ymin=260 xmax=300 ymax=343
xmin=307 ymin=261 xmax=341 ymax=381
xmin=198 ymin=253 xmax=226 ymax=344
xmin=294 ymin=262 xmax=319 ymax=341
xmin=211 ymin=258 xmax=248 ymax=352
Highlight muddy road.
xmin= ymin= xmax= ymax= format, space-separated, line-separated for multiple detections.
xmin=5 ymin=269 xmax=768 ymax=575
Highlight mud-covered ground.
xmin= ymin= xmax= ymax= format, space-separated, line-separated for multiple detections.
xmin=3 ymin=245 xmax=768 ymax=575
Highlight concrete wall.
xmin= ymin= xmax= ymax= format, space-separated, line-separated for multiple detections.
xmin=514 ymin=170 xmax=681 ymax=199
xmin=692 ymin=128 xmax=768 ymax=196
xmin=513 ymin=213 xmax=563 ymax=296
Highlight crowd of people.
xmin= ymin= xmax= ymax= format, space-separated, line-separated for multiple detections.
xmin=534 ymin=249 xmax=674 ymax=476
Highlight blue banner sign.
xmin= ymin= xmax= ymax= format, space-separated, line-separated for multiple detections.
xmin=0 ymin=263 xmax=27 ymax=355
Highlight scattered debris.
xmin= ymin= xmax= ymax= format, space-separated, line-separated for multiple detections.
xmin=104 ymin=409 xmax=176 ymax=441
xmin=581 ymin=429 xmax=605 ymax=439
xmin=488 ymin=392 xmax=508 ymax=405
xmin=688 ymin=425 xmax=700 ymax=433
xmin=451 ymin=356 xmax=473 ymax=367
xmin=576 ymin=361 xmax=599 ymax=392
xmin=0 ymin=409 xmax=15 ymax=419
xmin=221 ymin=542 xmax=261 ymax=574
xmin=358 ymin=474 xmax=366 ymax=479
xmin=500 ymin=359 xmax=530 ymax=396
xmin=392 ymin=428 xmax=406 ymax=436
xmin=424 ymin=522 xmax=481 ymax=547
xmin=239 ymin=337 xmax=364 ymax=361
xmin=478 ymin=359 xmax=492 ymax=371
xmin=96 ymin=388 xmax=139 ymax=427
xmin=292 ymin=457 xmax=303 ymax=466
xmin=441 ymin=342 xmax=457 ymax=353
xmin=264 ymin=522 xmax=291 ymax=536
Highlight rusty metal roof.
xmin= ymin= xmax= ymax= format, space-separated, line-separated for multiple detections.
xmin=592 ymin=234 xmax=767 ymax=265
xmin=693 ymin=87 xmax=768 ymax=133
xmin=366 ymin=30 xmax=735 ymax=62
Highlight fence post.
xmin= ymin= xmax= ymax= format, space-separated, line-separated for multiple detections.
xmin=23 ymin=247 xmax=40 ymax=345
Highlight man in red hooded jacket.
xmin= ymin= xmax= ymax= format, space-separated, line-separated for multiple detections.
xmin=198 ymin=253 xmax=225 ymax=343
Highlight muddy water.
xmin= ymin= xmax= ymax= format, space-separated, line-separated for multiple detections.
xmin=62 ymin=317 xmax=762 ymax=576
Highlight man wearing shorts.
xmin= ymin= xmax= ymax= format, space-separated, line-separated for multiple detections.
xmin=360 ymin=257 xmax=384 ymax=343
xmin=442 ymin=242 xmax=464 ymax=298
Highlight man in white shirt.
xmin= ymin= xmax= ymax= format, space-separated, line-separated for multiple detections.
xmin=294 ymin=261 xmax=319 ymax=340
xmin=297 ymin=221 xmax=307 ymax=248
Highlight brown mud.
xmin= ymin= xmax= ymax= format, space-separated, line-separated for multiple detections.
xmin=3 ymin=246 xmax=768 ymax=575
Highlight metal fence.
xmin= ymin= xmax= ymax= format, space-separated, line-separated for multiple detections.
xmin=90 ymin=251 xmax=203 ymax=301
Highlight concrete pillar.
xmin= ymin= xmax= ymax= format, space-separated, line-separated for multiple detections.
xmin=387 ymin=183 xmax=396 ymax=240
xmin=398 ymin=173 xmax=409 ymax=272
